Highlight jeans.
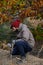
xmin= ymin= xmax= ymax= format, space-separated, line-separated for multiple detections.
xmin=12 ymin=40 xmax=32 ymax=57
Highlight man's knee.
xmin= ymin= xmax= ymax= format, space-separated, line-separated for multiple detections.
xmin=15 ymin=41 xmax=23 ymax=46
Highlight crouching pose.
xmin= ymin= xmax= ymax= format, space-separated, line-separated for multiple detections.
xmin=10 ymin=19 xmax=35 ymax=60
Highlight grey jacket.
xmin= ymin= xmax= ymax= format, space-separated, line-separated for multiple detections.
xmin=17 ymin=23 xmax=35 ymax=48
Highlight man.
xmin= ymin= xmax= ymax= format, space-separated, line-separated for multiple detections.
xmin=10 ymin=19 xmax=35 ymax=61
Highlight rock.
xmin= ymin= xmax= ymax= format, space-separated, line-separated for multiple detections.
xmin=38 ymin=45 xmax=43 ymax=58
xmin=24 ymin=17 xmax=43 ymax=28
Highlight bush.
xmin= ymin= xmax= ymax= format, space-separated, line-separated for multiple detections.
xmin=29 ymin=24 xmax=43 ymax=41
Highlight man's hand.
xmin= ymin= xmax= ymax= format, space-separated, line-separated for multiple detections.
xmin=7 ymin=43 xmax=11 ymax=48
xmin=12 ymin=40 xmax=15 ymax=44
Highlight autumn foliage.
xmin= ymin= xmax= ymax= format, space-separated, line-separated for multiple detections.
xmin=0 ymin=0 xmax=43 ymax=24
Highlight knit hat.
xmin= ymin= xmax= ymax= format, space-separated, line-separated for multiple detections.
xmin=11 ymin=19 xmax=20 ymax=28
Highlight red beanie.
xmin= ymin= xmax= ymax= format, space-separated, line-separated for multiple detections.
xmin=11 ymin=19 xmax=20 ymax=28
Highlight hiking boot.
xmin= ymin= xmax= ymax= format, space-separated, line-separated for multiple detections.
xmin=21 ymin=56 xmax=28 ymax=64
xmin=16 ymin=57 xmax=23 ymax=64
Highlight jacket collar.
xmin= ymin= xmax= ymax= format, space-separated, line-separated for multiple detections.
xmin=18 ymin=23 xmax=23 ymax=31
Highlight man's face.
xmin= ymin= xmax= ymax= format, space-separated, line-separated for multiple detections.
xmin=12 ymin=27 xmax=18 ymax=31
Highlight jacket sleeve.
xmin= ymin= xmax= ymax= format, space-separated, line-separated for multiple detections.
xmin=17 ymin=31 xmax=23 ymax=38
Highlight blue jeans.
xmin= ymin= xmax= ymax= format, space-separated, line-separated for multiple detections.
xmin=12 ymin=40 xmax=32 ymax=57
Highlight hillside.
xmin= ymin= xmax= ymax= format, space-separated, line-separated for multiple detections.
xmin=0 ymin=49 xmax=43 ymax=65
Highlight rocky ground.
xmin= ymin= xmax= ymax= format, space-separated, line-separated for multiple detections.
xmin=0 ymin=49 xmax=43 ymax=65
